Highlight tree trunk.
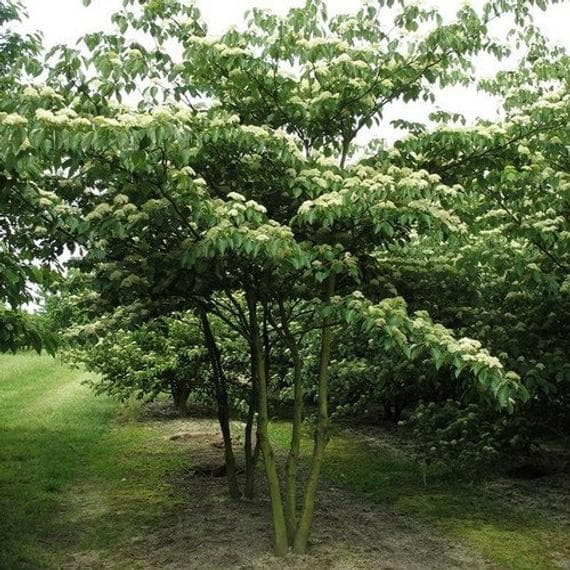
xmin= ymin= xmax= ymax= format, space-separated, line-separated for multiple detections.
xmin=247 ymin=290 xmax=289 ymax=556
xmin=172 ymin=383 xmax=192 ymax=417
xmin=244 ymin=345 xmax=259 ymax=499
xmin=383 ymin=400 xmax=394 ymax=422
xmin=278 ymin=298 xmax=305 ymax=543
xmin=199 ymin=308 xmax=241 ymax=500
xmin=293 ymin=275 xmax=336 ymax=554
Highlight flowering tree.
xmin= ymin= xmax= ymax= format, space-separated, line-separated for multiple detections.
xmin=367 ymin=43 xmax=570 ymax=447
xmin=72 ymin=313 xmax=209 ymax=415
xmin=1 ymin=0 xmax=563 ymax=556
xmin=0 ymin=1 xmax=58 ymax=353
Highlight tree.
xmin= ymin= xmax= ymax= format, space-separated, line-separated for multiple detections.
xmin=379 ymin=41 xmax=569 ymax=420
xmin=72 ymin=313 xmax=209 ymax=416
xmin=0 ymin=0 xmax=57 ymax=354
xmin=1 ymin=0 xmax=559 ymax=555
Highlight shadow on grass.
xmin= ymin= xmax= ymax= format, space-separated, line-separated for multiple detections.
xmin=269 ymin=422 xmax=570 ymax=570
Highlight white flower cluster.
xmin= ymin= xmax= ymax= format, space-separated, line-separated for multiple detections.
xmin=532 ymin=97 xmax=566 ymax=112
xmin=240 ymin=124 xmax=270 ymax=138
xmin=311 ymin=91 xmax=339 ymax=105
xmin=451 ymin=337 xmax=482 ymax=353
xmin=174 ymin=106 xmax=194 ymax=122
xmin=298 ymin=37 xmax=349 ymax=51
xmin=227 ymin=191 xmax=246 ymax=202
xmin=397 ymin=173 xmax=429 ymax=191
xmin=92 ymin=116 xmax=120 ymax=128
xmin=346 ymin=77 xmax=366 ymax=90
xmin=113 ymin=194 xmax=129 ymax=206
xmin=39 ymin=86 xmax=64 ymax=101
xmin=532 ymin=216 xmax=564 ymax=233
xmin=117 ymin=113 xmax=153 ymax=128
xmin=179 ymin=166 xmax=196 ymax=177
xmin=331 ymin=53 xmax=352 ymax=65
xmin=214 ymin=44 xmax=246 ymax=57
xmin=23 ymin=86 xmax=39 ymax=98
xmin=298 ymin=191 xmax=344 ymax=215
xmin=35 ymin=109 xmax=69 ymax=126
xmin=71 ymin=117 xmax=91 ymax=128
xmin=461 ymin=351 xmax=503 ymax=369
xmin=1 ymin=113 xmax=27 ymax=126
xmin=187 ymin=35 xmax=213 ymax=46
xmin=86 ymin=202 xmax=113 ymax=221
xmin=54 ymin=203 xmax=75 ymax=215
xmin=245 ymin=199 xmax=267 ymax=214
xmin=152 ymin=106 xmax=174 ymax=121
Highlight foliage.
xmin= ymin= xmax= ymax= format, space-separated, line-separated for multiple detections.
xmin=0 ymin=0 xmax=568 ymax=556
xmin=73 ymin=314 xmax=209 ymax=415
xmin=406 ymin=400 xmax=533 ymax=468
xmin=0 ymin=306 xmax=54 ymax=354
xmin=0 ymin=0 xmax=59 ymax=353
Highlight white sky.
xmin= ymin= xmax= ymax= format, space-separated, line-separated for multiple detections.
xmin=19 ymin=0 xmax=570 ymax=45
xmin=12 ymin=0 xmax=569 ymax=311
xmin=17 ymin=0 xmax=570 ymax=143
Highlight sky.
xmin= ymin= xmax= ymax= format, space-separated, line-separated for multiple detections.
xmin=12 ymin=0 xmax=569 ymax=309
xmin=18 ymin=0 xmax=570 ymax=46
xmin=17 ymin=0 xmax=570 ymax=144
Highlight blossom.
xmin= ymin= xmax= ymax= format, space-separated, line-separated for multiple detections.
xmin=245 ymin=200 xmax=267 ymax=214
xmin=151 ymin=106 xmax=173 ymax=121
xmin=92 ymin=116 xmax=120 ymax=127
xmin=35 ymin=109 xmax=67 ymax=125
xmin=70 ymin=117 xmax=91 ymax=128
xmin=113 ymin=194 xmax=129 ymax=206
xmin=179 ymin=166 xmax=196 ymax=177
xmin=23 ymin=86 xmax=39 ymax=98
xmin=86 ymin=203 xmax=113 ymax=221
xmin=117 ymin=113 xmax=152 ymax=128
xmin=1 ymin=113 xmax=27 ymax=126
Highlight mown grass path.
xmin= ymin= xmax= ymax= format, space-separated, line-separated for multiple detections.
xmin=0 ymin=353 xmax=188 ymax=569
xmin=0 ymin=352 xmax=117 ymax=568
xmin=1 ymin=353 xmax=568 ymax=569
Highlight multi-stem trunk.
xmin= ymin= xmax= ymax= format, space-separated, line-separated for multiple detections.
xmin=293 ymin=275 xmax=336 ymax=554
xmin=278 ymin=299 xmax=305 ymax=543
xmin=247 ymin=290 xmax=289 ymax=556
xmin=244 ymin=345 xmax=259 ymax=499
xmin=171 ymin=382 xmax=192 ymax=417
xmin=199 ymin=308 xmax=241 ymax=500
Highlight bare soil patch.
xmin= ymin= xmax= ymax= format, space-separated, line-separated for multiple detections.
xmin=58 ymin=408 xmax=570 ymax=569
xmin=131 ymin=417 xmax=488 ymax=569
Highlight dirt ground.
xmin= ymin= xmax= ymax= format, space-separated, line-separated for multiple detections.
xmin=57 ymin=404 xmax=570 ymax=569
xmin=114 ymin=417 xmax=490 ymax=570
xmin=349 ymin=422 xmax=570 ymax=529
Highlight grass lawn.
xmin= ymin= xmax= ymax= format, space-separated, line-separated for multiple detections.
xmin=270 ymin=423 xmax=570 ymax=570
xmin=1 ymin=352 xmax=568 ymax=569
xmin=0 ymin=352 xmax=189 ymax=569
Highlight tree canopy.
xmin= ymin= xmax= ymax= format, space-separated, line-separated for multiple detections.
xmin=1 ymin=0 xmax=568 ymax=556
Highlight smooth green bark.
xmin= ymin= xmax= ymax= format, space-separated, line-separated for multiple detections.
xmin=293 ymin=275 xmax=336 ymax=554
xmin=247 ymin=291 xmax=289 ymax=556
xmin=199 ymin=308 xmax=242 ymax=500
xmin=244 ymin=344 xmax=259 ymax=499
xmin=279 ymin=299 xmax=305 ymax=543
